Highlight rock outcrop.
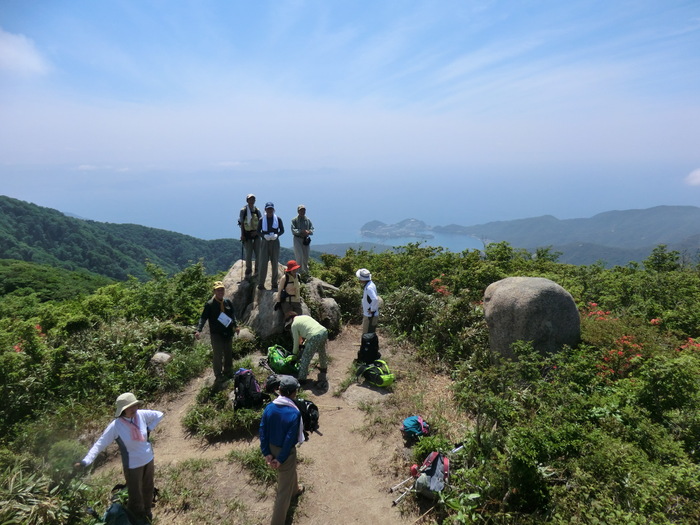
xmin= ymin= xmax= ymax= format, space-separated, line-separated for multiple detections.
xmin=483 ymin=276 xmax=580 ymax=359
xmin=218 ymin=260 xmax=341 ymax=341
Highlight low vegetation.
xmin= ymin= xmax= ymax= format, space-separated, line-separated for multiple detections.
xmin=1 ymin=241 xmax=699 ymax=523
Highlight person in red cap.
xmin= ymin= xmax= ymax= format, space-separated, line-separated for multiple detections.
xmin=277 ymin=260 xmax=303 ymax=316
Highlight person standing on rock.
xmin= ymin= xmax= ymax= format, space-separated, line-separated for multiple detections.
xmin=285 ymin=311 xmax=328 ymax=389
xmin=74 ymin=393 xmax=164 ymax=524
xmin=260 ymin=375 xmax=305 ymax=525
xmin=258 ymin=202 xmax=285 ymax=291
xmin=194 ymin=281 xmax=239 ymax=383
xmin=290 ymin=204 xmax=314 ymax=277
xmin=277 ymin=260 xmax=303 ymax=317
xmin=356 ymin=268 xmax=379 ymax=334
xmin=238 ymin=194 xmax=262 ymax=278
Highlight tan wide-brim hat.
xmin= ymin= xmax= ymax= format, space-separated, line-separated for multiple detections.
xmin=114 ymin=392 xmax=140 ymax=417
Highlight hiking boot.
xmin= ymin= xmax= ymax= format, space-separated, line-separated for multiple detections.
xmin=315 ymin=369 xmax=328 ymax=390
xmin=298 ymin=378 xmax=314 ymax=389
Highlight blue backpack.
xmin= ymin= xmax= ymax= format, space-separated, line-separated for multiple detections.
xmin=401 ymin=415 xmax=430 ymax=442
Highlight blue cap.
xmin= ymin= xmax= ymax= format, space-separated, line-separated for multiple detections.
xmin=265 ymin=202 xmax=275 ymax=209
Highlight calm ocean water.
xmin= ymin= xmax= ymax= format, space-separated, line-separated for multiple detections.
xmin=290 ymin=227 xmax=484 ymax=252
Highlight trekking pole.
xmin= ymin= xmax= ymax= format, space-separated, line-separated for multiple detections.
xmin=389 ymin=476 xmax=414 ymax=493
xmin=240 ymin=241 xmax=245 ymax=282
xmin=392 ymin=487 xmax=412 ymax=506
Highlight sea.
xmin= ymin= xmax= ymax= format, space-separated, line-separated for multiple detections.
xmin=292 ymin=227 xmax=484 ymax=253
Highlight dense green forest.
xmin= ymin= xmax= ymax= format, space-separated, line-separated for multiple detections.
xmin=1 ymin=241 xmax=700 ymax=523
xmin=0 ymin=195 xmax=295 ymax=280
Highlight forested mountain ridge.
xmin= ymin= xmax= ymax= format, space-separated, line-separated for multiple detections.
xmin=360 ymin=205 xmax=700 ymax=266
xmin=0 ymin=196 xmax=243 ymax=280
xmin=437 ymin=205 xmax=700 ymax=249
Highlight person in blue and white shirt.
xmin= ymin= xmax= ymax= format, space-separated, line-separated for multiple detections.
xmin=75 ymin=393 xmax=164 ymax=523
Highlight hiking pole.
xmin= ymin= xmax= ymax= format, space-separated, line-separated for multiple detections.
xmin=389 ymin=476 xmax=414 ymax=493
xmin=392 ymin=487 xmax=413 ymax=506
xmin=239 ymin=241 xmax=245 ymax=282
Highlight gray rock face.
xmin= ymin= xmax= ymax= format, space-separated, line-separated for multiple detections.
xmin=222 ymin=260 xmax=341 ymax=341
xmin=483 ymin=276 xmax=580 ymax=359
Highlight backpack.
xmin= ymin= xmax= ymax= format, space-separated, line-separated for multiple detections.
xmin=357 ymin=332 xmax=381 ymax=364
xmin=401 ymin=415 xmax=430 ymax=442
xmin=264 ymin=373 xmax=282 ymax=394
xmin=294 ymin=398 xmax=320 ymax=440
xmin=233 ymin=369 xmax=265 ymax=409
xmin=267 ymin=345 xmax=299 ymax=375
xmin=102 ymin=502 xmax=134 ymax=525
xmin=356 ymin=359 xmax=395 ymax=388
xmin=413 ymin=452 xmax=449 ymax=500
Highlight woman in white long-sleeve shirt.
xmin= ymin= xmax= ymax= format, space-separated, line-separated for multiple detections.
xmin=75 ymin=392 xmax=164 ymax=523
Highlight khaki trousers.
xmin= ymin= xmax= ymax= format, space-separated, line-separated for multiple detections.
xmin=269 ymin=444 xmax=298 ymax=525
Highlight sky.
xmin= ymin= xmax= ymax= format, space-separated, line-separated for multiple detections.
xmin=1 ymin=0 xmax=699 ymax=246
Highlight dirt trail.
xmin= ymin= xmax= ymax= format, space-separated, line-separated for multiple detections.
xmin=92 ymin=324 xmax=415 ymax=524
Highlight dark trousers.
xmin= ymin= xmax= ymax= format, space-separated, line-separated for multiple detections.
xmin=210 ymin=332 xmax=233 ymax=379
xmin=124 ymin=459 xmax=155 ymax=522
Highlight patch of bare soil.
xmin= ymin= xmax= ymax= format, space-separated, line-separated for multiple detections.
xmin=90 ymin=324 xmax=466 ymax=524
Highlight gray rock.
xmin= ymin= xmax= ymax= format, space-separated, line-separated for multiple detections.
xmin=483 ymin=276 xmax=580 ymax=359
xmin=219 ymin=262 xmax=342 ymax=341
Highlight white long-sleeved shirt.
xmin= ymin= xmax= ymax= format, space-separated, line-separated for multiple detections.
xmin=362 ymin=280 xmax=379 ymax=317
xmin=81 ymin=409 xmax=164 ymax=469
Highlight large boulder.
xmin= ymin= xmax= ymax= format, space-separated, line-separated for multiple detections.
xmin=305 ymin=278 xmax=341 ymax=336
xmin=221 ymin=261 xmax=341 ymax=341
xmin=483 ymin=276 xmax=580 ymax=359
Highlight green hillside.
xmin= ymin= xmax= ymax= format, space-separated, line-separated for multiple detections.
xmin=0 ymin=195 xmax=294 ymax=280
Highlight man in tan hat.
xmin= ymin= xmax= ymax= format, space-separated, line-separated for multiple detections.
xmin=291 ymin=204 xmax=314 ymax=277
xmin=75 ymin=393 xmax=164 ymax=523
xmin=195 ymin=281 xmax=239 ymax=383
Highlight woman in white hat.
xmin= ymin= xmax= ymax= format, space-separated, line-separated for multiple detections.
xmin=75 ymin=392 xmax=164 ymax=523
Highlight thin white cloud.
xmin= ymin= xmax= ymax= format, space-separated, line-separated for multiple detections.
xmin=0 ymin=27 xmax=50 ymax=76
xmin=684 ymin=169 xmax=700 ymax=186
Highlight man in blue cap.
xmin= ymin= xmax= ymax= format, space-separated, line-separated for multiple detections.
xmin=258 ymin=202 xmax=285 ymax=291
xmin=260 ymin=375 xmax=305 ymax=525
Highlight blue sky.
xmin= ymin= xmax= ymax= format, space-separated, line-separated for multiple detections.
xmin=1 ymin=0 xmax=699 ymax=244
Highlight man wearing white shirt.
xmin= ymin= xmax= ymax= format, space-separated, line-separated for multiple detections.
xmin=356 ymin=268 xmax=379 ymax=334
xmin=258 ymin=202 xmax=285 ymax=291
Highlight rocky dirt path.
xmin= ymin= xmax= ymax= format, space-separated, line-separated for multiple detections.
xmin=92 ymin=324 xmax=416 ymax=524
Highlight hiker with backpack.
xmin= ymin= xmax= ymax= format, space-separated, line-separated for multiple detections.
xmin=285 ymin=312 xmax=329 ymax=389
xmin=258 ymin=202 xmax=285 ymax=291
xmin=238 ymin=193 xmax=262 ymax=278
xmin=290 ymin=204 xmax=314 ymax=276
xmin=260 ymin=376 xmax=306 ymax=525
xmin=194 ymin=280 xmax=239 ymax=385
xmin=276 ymin=260 xmax=303 ymax=316
xmin=356 ymin=268 xmax=380 ymax=334
xmin=74 ymin=393 xmax=164 ymax=524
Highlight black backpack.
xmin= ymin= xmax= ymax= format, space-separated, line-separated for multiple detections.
xmin=357 ymin=332 xmax=381 ymax=364
xmin=294 ymin=398 xmax=320 ymax=440
xmin=233 ymin=369 xmax=265 ymax=409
